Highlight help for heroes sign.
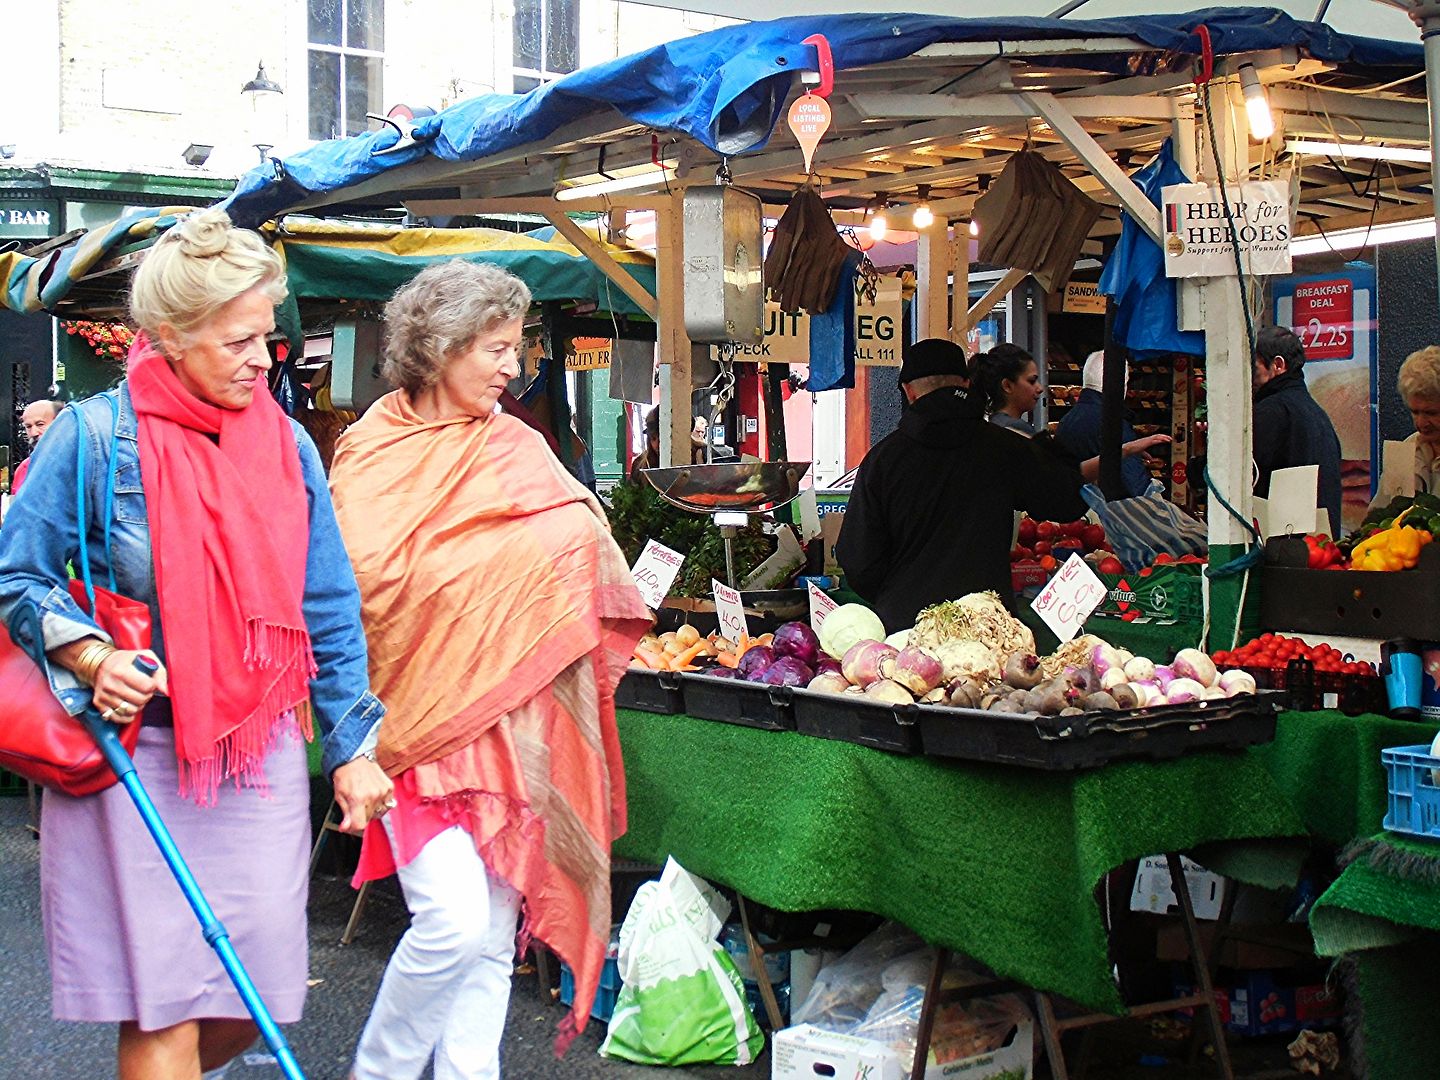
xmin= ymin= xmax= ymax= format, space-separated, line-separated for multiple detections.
xmin=1161 ymin=181 xmax=1293 ymax=278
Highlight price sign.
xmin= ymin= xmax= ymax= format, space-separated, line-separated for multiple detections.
xmin=630 ymin=539 xmax=685 ymax=609
xmin=808 ymin=582 xmax=838 ymax=633
xmin=712 ymin=579 xmax=750 ymax=643
xmin=1289 ymin=278 xmax=1353 ymax=360
xmin=1030 ymin=553 xmax=1107 ymax=643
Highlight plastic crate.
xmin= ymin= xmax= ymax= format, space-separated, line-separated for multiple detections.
xmin=558 ymin=954 xmax=623 ymax=1023
xmin=1238 ymin=664 xmax=1384 ymax=715
xmin=681 ymin=673 xmax=795 ymax=731
xmin=1382 ymin=745 xmax=1440 ymax=841
xmin=790 ymin=687 xmax=921 ymax=755
xmin=616 ymin=670 xmax=686 ymax=714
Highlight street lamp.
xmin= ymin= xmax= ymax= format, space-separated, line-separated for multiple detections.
xmin=241 ymin=61 xmax=283 ymax=165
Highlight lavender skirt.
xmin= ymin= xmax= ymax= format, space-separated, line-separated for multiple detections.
xmin=39 ymin=716 xmax=310 ymax=1030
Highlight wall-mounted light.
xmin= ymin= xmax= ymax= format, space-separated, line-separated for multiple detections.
xmin=241 ymin=61 xmax=283 ymax=101
xmin=911 ymin=184 xmax=934 ymax=229
xmin=1238 ymin=63 xmax=1274 ymax=142
xmin=1290 ymin=216 xmax=1435 ymax=256
xmin=182 ymin=143 xmax=214 ymax=167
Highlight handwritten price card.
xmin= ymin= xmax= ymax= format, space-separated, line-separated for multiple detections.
xmin=808 ymin=582 xmax=838 ymax=633
xmin=630 ymin=539 xmax=684 ymax=609
xmin=712 ymin=579 xmax=750 ymax=643
xmin=1030 ymin=553 xmax=1106 ymax=643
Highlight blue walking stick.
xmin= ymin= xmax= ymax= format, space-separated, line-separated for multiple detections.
xmin=79 ymin=654 xmax=308 ymax=1080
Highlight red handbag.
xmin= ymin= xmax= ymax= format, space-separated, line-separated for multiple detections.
xmin=0 ymin=582 xmax=152 ymax=795
xmin=0 ymin=399 xmax=154 ymax=796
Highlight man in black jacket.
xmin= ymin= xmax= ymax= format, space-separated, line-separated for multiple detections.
xmin=836 ymin=338 xmax=1088 ymax=631
xmin=1252 ymin=325 xmax=1343 ymax=535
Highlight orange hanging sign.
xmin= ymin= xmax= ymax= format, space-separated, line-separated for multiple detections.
xmin=787 ymin=94 xmax=832 ymax=175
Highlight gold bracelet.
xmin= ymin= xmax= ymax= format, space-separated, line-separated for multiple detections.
xmin=73 ymin=642 xmax=117 ymax=687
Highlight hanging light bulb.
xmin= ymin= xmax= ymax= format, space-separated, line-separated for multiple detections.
xmin=868 ymin=205 xmax=889 ymax=242
xmin=1239 ymin=63 xmax=1274 ymax=142
xmin=968 ymin=219 xmax=979 ymax=238
xmin=911 ymin=184 xmax=934 ymax=229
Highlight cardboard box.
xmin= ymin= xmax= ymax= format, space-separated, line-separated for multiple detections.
xmin=1172 ymin=970 xmax=1342 ymax=1037
xmin=772 ymin=1013 xmax=1034 ymax=1080
xmin=1129 ymin=855 xmax=1225 ymax=920
xmin=1155 ymin=921 xmax=1315 ymax=971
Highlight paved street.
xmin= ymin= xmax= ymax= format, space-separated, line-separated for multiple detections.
xmin=0 ymin=796 xmax=766 ymax=1080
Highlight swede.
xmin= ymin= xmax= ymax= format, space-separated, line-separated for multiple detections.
xmin=841 ymin=641 xmax=897 ymax=688
xmin=892 ymin=646 xmax=945 ymax=696
xmin=807 ymin=672 xmax=851 ymax=694
xmin=865 ymin=679 xmax=915 ymax=706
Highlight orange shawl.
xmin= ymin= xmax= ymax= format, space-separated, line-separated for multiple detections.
xmin=329 ymin=391 xmax=650 ymax=1049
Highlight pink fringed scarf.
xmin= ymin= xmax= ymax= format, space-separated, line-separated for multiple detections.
xmin=128 ymin=335 xmax=315 ymax=801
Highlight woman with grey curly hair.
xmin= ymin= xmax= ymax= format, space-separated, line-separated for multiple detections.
xmin=331 ymin=259 xmax=649 ymax=1078
xmin=1373 ymin=344 xmax=1440 ymax=507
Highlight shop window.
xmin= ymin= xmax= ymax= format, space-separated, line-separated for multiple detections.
xmin=513 ymin=0 xmax=579 ymax=93
xmin=308 ymin=0 xmax=385 ymax=141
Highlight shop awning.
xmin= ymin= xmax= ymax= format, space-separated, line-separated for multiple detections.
xmin=219 ymin=8 xmax=1424 ymax=227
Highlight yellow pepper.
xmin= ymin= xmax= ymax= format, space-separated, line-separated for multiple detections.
xmin=1348 ymin=522 xmax=1432 ymax=571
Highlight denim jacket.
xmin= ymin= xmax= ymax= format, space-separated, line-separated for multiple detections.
xmin=0 ymin=384 xmax=383 ymax=777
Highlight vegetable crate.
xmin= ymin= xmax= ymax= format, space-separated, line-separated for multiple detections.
xmin=1381 ymin=745 xmax=1440 ymax=842
xmin=1262 ymin=536 xmax=1440 ymax=640
xmin=616 ymin=670 xmax=686 ymax=715
xmin=1091 ymin=565 xmax=1203 ymax=621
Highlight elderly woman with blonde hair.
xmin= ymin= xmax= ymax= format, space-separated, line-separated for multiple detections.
xmin=0 ymin=208 xmax=392 ymax=1079
xmin=1373 ymin=345 xmax=1440 ymax=507
xmin=331 ymin=258 xmax=650 ymax=1080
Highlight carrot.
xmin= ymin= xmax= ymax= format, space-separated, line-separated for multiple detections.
xmin=634 ymin=646 xmax=667 ymax=670
xmin=669 ymin=641 xmax=708 ymax=670
xmin=755 ymin=634 xmax=774 ymax=647
xmin=716 ymin=652 xmax=740 ymax=668
xmin=736 ymin=633 xmax=751 ymax=656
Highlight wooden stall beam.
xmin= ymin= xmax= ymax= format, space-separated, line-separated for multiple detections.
xmin=965 ymin=268 xmax=1028 ymax=331
xmin=543 ymin=212 xmax=659 ymax=321
xmin=850 ymin=92 xmax=1179 ymax=123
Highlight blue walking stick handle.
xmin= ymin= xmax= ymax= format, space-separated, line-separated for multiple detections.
xmin=78 ymin=655 xmax=308 ymax=1080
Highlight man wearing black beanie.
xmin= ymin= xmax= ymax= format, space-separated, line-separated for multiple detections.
xmin=837 ymin=338 xmax=1089 ymax=630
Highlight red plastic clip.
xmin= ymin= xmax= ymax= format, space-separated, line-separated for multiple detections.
xmin=1194 ymin=24 xmax=1214 ymax=85
xmin=801 ymin=33 xmax=834 ymax=98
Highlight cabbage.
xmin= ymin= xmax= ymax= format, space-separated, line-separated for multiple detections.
xmin=817 ymin=604 xmax=887 ymax=659
xmin=772 ymin=621 xmax=822 ymax=666
xmin=762 ymin=657 xmax=814 ymax=687
xmin=738 ymin=646 xmax=775 ymax=679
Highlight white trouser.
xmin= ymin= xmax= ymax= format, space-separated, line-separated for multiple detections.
xmin=352 ymin=822 xmax=522 ymax=1080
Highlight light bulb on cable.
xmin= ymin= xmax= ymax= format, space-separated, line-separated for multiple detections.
xmin=868 ymin=207 xmax=889 ymax=243
xmin=911 ymin=185 xmax=934 ymax=229
xmin=1239 ymin=63 xmax=1274 ymax=142
xmin=968 ymin=219 xmax=979 ymax=238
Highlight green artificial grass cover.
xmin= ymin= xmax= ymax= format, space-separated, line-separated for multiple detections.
xmin=613 ymin=709 xmax=1304 ymax=1016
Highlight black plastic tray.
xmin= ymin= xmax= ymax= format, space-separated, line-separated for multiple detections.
xmin=916 ymin=692 xmax=1281 ymax=771
xmin=682 ymin=673 xmax=796 ymax=731
xmin=616 ymin=670 xmax=686 ymax=715
xmin=790 ymin=687 xmax=922 ymax=755
xmin=1261 ymin=535 xmax=1440 ymax=640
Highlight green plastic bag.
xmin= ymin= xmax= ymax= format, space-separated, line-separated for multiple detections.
xmin=600 ymin=857 xmax=764 ymax=1067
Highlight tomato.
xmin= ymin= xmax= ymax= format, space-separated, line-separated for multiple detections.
xmin=1036 ymin=521 xmax=1058 ymax=542
xmin=1081 ymin=524 xmax=1107 ymax=551
xmin=1154 ymin=552 xmax=1176 ymax=565
xmin=1017 ymin=518 xmax=1038 ymax=545
xmin=1063 ymin=520 xmax=1088 ymax=539
xmin=1034 ymin=540 xmax=1053 ymax=557
xmin=1039 ymin=555 xmax=1058 ymax=570
xmin=1098 ymin=556 xmax=1124 ymax=575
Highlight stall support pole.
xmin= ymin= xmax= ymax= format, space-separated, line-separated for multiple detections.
xmin=1420 ymin=7 xmax=1440 ymax=298
xmin=542 ymin=302 xmax=576 ymax=468
xmin=656 ymin=197 xmax=698 ymax=465
xmin=916 ymin=219 xmax=951 ymax=339
xmin=1098 ymin=304 xmax=1127 ymax=499
xmin=1197 ymin=80 xmax=1256 ymax=644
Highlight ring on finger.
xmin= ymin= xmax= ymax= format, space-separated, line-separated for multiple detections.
xmin=101 ymin=708 xmax=117 ymax=721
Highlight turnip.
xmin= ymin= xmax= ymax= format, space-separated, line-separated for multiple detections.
xmin=1099 ymin=667 xmax=1128 ymax=692
xmin=841 ymin=641 xmax=897 ymax=688
xmin=1202 ymin=685 xmax=1227 ymax=701
xmin=1064 ymin=664 xmax=1099 ymax=694
xmin=1115 ymin=649 xmax=1135 ymax=667
xmin=1091 ymin=644 xmax=1126 ymax=679
xmin=1002 ymin=651 xmax=1044 ymax=689
xmin=1059 ymin=706 xmax=1085 ymax=717
xmin=1123 ymin=656 xmax=1156 ymax=682
xmin=1130 ymin=681 xmax=1164 ymax=707
xmin=1218 ymin=669 xmax=1257 ymax=697
xmin=1164 ymin=677 xmax=1207 ymax=704
xmin=864 ymin=679 xmax=915 ymax=706
xmin=891 ymin=646 xmax=945 ymax=696
xmin=1153 ymin=664 xmax=1177 ymax=691
xmin=921 ymin=687 xmax=947 ymax=704
xmin=1172 ymin=648 xmax=1219 ymax=688
xmin=807 ymin=672 xmax=851 ymax=694
xmin=1109 ymin=683 xmax=1142 ymax=709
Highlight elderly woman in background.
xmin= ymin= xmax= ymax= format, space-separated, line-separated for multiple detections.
xmin=1373 ymin=344 xmax=1440 ymax=508
xmin=331 ymin=260 xmax=650 ymax=1080
xmin=0 ymin=209 xmax=391 ymax=1080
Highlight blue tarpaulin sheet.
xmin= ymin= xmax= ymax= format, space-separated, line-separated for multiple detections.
xmin=222 ymin=8 xmax=1422 ymax=227
xmin=1099 ymin=140 xmax=1206 ymax=359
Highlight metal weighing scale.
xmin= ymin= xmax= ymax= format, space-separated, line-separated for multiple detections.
xmin=641 ymin=178 xmax=811 ymax=589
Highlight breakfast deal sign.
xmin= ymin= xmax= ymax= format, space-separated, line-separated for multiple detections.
xmin=1161 ymin=181 xmax=1293 ymax=278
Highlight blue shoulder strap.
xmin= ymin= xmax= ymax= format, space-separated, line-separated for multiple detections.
xmin=68 ymin=396 xmax=122 ymax=608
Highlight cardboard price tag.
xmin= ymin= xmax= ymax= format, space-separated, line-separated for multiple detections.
xmin=808 ymin=582 xmax=838 ymax=632
xmin=1030 ymin=553 xmax=1107 ymax=643
xmin=712 ymin=579 xmax=750 ymax=643
xmin=630 ymin=539 xmax=685 ymax=609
